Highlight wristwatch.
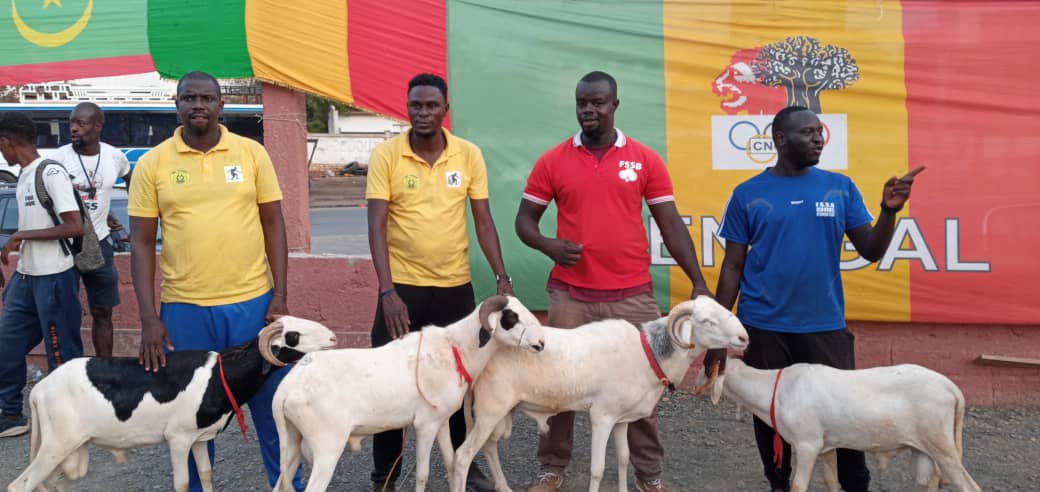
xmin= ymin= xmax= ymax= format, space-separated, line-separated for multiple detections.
xmin=495 ymin=274 xmax=512 ymax=286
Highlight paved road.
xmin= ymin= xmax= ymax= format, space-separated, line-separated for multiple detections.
xmin=309 ymin=207 xmax=369 ymax=256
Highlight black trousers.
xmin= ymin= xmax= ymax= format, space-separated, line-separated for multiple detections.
xmin=742 ymin=326 xmax=871 ymax=492
xmin=370 ymin=283 xmax=476 ymax=485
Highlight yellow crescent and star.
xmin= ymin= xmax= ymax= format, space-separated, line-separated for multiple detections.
xmin=11 ymin=0 xmax=93 ymax=48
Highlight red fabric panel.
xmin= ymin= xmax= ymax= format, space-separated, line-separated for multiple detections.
xmin=347 ymin=0 xmax=448 ymax=127
xmin=0 ymin=54 xmax=154 ymax=86
xmin=903 ymin=1 xmax=1040 ymax=323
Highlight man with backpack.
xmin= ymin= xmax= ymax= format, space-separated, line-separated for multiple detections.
xmin=0 ymin=112 xmax=86 ymax=438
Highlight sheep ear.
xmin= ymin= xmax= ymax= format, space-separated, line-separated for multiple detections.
xmin=710 ymin=373 xmax=725 ymax=405
xmin=477 ymin=327 xmax=492 ymax=348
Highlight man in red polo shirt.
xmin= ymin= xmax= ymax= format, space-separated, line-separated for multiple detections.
xmin=516 ymin=71 xmax=712 ymax=492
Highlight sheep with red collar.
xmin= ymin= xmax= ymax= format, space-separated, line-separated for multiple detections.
xmin=6 ymin=316 xmax=337 ymax=492
xmin=696 ymin=357 xmax=981 ymax=492
xmin=448 ymin=295 xmax=750 ymax=492
xmin=271 ymin=295 xmax=546 ymax=492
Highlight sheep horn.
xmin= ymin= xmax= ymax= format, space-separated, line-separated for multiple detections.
xmin=258 ymin=318 xmax=287 ymax=367
xmin=666 ymin=301 xmax=697 ymax=350
xmin=478 ymin=295 xmax=510 ymax=334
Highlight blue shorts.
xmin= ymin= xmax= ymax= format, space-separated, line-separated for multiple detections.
xmin=80 ymin=237 xmax=120 ymax=310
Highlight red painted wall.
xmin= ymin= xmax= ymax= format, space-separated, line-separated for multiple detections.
xmin=22 ymin=255 xmax=1040 ymax=406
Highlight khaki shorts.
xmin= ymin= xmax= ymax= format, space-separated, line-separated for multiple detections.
xmin=547 ymin=288 xmax=662 ymax=329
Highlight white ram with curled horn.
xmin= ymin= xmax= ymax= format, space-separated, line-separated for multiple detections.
xmin=271 ymin=295 xmax=546 ymax=492
xmin=7 ymin=316 xmax=338 ymax=492
xmin=448 ymin=295 xmax=750 ymax=492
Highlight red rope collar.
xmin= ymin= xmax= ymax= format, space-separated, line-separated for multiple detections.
xmin=217 ymin=355 xmax=248 ymax=442
xmin=770 ymin=367 xmax=784 ymax=470
xmin=452 ymin=345 xmax=472 ymax=385
xmin=639 ymin=332 xmax=674 ymax=391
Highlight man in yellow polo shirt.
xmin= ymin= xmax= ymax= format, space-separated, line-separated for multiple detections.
xmin=128 ymin=71 xmax=301 ymax=492
xmin=366 ymin=73 xmax=512 ymax=492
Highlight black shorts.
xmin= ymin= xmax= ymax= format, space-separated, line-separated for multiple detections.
xmin=742 ymin=325 xmax=856 ymax=371
xmin=370 ymin=282 xmax=475 ymax=347
xmin=80 ymin=237 xmax=120 ymax=310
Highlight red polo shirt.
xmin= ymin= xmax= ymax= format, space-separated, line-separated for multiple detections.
xmin=522 ymin=129 xmax=674 ymax=291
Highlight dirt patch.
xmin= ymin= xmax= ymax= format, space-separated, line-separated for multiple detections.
xmin=2 ymin=384 xmax=1037 ymax=491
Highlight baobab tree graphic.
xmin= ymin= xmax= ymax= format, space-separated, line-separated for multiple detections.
xmin=751 ymin=36 xmax=859 ymax=113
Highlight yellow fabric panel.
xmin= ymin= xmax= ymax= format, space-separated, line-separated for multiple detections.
xmin=245 ymin=0 xmax=352 ymax=103
xmin=662 ymin=1 xmax=910 ymax=321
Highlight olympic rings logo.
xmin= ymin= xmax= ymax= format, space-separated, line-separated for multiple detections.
xmin=728 ymin=121 xmax=830 ymax=164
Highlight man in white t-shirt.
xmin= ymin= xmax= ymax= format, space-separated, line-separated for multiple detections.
xmin=52 ymin=103 xmax=131 ymax=358
xmin=0 ymin=112 xmax=85 ymax=438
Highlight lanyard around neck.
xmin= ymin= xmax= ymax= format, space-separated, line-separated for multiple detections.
xmin=75 ymin=147 xmax=101 ymax=191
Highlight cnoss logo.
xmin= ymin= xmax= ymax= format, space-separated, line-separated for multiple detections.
xmin=710 ymin=36 xmax=857 ymax=171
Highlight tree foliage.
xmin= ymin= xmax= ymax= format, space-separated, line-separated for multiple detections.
xmin=305 ymin=94 xmax=353 ymax=133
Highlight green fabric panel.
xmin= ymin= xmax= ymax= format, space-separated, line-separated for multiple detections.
xmin=0 ymin=0 xmax=149 ymax=65
xmin=449 ymin=0 xmax=668 ymax=311
xmin=148 ymin=0 xmax=252 ymax=79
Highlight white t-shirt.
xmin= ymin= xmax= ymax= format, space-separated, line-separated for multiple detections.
xmin=15 ymin=157 xmax=79 ymax=275
xmin=52 ymin=142 xmax=130 ymax=240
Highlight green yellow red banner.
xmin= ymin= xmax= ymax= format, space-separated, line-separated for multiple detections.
xmin=1 ymin=1 xmax=1035 ymax=323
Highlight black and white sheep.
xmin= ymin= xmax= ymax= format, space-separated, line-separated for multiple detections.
xmin=6 ymin=316 xmax=337 ymax=492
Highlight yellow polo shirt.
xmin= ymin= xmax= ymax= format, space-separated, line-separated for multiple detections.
xmin=365 ymin=129 xmax=489 ymax=286
xmin=128 ymin=126 xmax=283 ymax=306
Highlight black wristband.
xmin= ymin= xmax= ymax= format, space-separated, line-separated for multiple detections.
xmin=880 ymin=201 xmax=903 ymax=214
xmin=379 ymin=287 xmax=396 ymax=298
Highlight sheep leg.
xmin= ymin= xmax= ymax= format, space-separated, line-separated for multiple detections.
xmin=820 ymin=450 xmax=839 ymax=492
xmin=302 ymin=437 xmax=348 ymax=492
xmin=611 ymin=423 xmax=629 ymax=492
xmin=587 ymin=417 xmax=614 ymax=492
xmin=921 ymin=444 xmax=980 ymax=492
xmin=414 ymin=423 xmax=439 ymax=492
xmin=273 ymin=414 xmax=306 ymax=492
xmin=435 ymin=422 xmax=455 ymax=483
xmin=190 ymin=441 xmax=213 ymax=492
xmin=168 ymin=439 xmax=194 ymax=492
xmin=451 ymin=406 xmax=511 ymax=492
xmin=789 ymin=443 xmax=821 ymax=492
xmin=480 ymin=433 xmax=512 ymax=492
xmin=9 ymin=438 xmax=84 ymax=492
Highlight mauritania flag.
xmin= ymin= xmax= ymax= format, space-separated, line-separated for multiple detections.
xmin=0 ymin=0 xmax=154 ymax=84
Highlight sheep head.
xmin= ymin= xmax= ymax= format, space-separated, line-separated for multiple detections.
xmin=258 ymin=316 xmax=338 ymax=366
xmin=666 ymin=296 xmax=749 ymax=353
xmin=476 ymin=295 xmax=546 ymax=353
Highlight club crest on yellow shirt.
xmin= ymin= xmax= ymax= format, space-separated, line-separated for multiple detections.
xmin=405 ymin=175 xmax=419 ymax=189
xmin=171 ymin=170 xmax=190 ymax=185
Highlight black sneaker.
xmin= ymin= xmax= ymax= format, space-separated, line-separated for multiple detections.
xmin=0 ymin=413 xmax=28 ymax=438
